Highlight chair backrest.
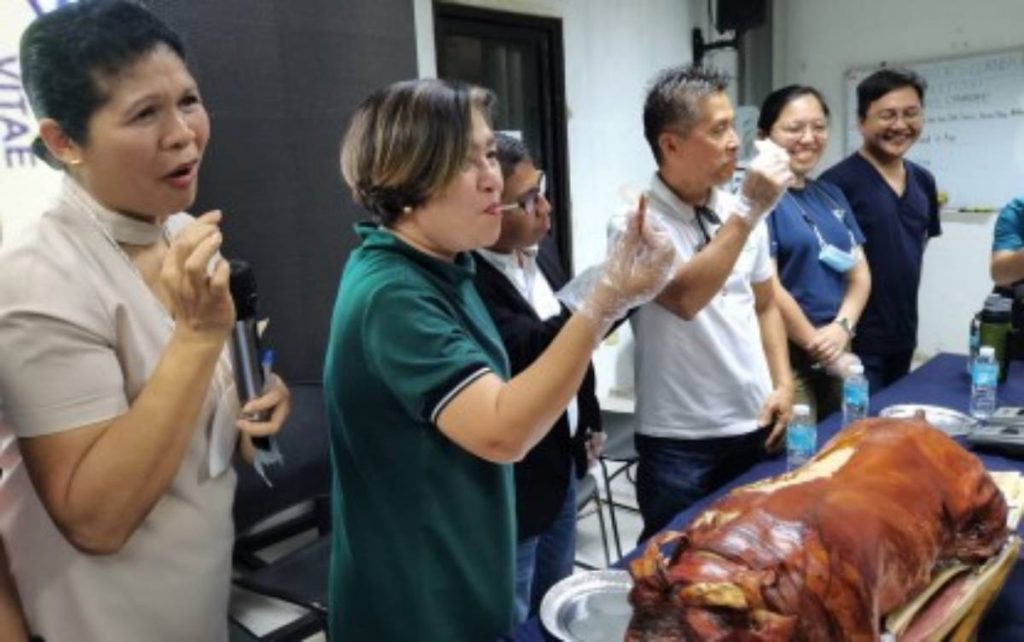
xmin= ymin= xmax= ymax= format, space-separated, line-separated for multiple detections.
xmin=576 ymin=474 xmax=599 ymax=512
xmin=232 ymin=382 xmax=332 ymax=536
xmin=600 ymin=409 xmax=637 ymax=461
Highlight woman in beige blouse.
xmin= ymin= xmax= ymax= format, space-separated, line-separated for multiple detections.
xmin=0 ymin=3 xmax=289 ymax=640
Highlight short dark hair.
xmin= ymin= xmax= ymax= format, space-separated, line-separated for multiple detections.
xmin=856 ymin=67 xmax=926 ymax=120
xmin=20 ymin=0 xmax=186 ymax=166
xmin=494 ymin=132 xmax=532 ymax=180
xmin=340 ymin=79 xmax=496 ymax=226
xmin=643 ymin=65 xmax=730 ymax=164
xmin=757 ymin=85 xmax=830 ymax=134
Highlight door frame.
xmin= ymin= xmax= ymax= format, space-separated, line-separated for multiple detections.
xmin=434 ymin=2 xmax=573 ymax=272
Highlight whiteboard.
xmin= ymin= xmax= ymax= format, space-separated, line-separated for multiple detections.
xmin=843 ymin=49 xmax=1024 ymax=211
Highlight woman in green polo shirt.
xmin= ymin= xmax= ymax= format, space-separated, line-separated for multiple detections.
xmin=324 ymin=78 xmax=675 ymax=640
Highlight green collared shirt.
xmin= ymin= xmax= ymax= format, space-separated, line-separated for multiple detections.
xmin=325 ymin=224 xmax=514 ymax=641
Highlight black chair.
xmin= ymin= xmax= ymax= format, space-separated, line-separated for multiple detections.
xmin=574 ymin=472 xmax=611 ymax=569
xmin=230 ymin=382 xmax=332 ymax=641
xmin=597 ymin=409 xmax=638 ymax=559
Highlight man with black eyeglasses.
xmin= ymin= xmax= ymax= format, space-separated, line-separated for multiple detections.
xmin=822 ymin=68 xmax=941 ymax=394
xmin=623 ymin=65 xmax=795 ymax=543
xmin=472 ymin=133 xmax=604 ymax=623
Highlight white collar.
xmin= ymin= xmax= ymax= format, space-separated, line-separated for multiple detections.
xmin=648 ymin=173 xmax=723 ymax=224
xmin=477 ymin=245 xmax=539 ymax=272
xmin=63 ymin=175 xmax=166 ymax=246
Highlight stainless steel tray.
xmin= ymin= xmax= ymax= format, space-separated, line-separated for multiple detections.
xmin=540 ymin=570 xmax=633 ymax=641
xmin=879 ymin=404 xmax=978 ymax=437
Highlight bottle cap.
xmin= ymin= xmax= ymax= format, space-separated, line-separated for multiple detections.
xmin=793 ymin=403 xmax=811 ymax=415
xmin=980 ymin=346 xmax=996 ymax=357
xmin=849 ymin=363 xmax=864 ymax=375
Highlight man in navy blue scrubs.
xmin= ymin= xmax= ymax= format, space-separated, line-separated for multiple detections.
xmin=822 ymin=68 xmax=941 ymax=394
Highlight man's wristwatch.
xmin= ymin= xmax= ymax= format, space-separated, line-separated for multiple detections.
xmin=836 ymin=317 xmax=855 ymax=340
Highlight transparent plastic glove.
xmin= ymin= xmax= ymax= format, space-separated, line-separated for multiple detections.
xmin=824 ymin=351 xmax=862 ymax=379
xmin=735 ymin=139 xmax=795 ymax=226
xmin=578 ymin=196 xmax=677 ymax=336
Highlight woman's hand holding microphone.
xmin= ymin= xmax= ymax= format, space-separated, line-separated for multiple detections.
xmin=161 ymin=211 xmax=290 ymax=448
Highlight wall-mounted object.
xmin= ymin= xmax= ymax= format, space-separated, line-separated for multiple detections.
xmin=692 ymin=0 xmax=767 ymax=65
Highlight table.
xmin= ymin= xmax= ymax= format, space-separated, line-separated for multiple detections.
xmin=507 ymin=353 xmax=1024 ymax=641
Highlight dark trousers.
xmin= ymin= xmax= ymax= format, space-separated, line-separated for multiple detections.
xmin=634 ymin=428 xmax=770 ymax=543
xmin=513 ymin=474 xmax=577 ymax=623
xmin=857 ymin=350 xmax=914 ymax=396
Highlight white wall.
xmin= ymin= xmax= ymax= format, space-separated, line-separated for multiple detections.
xmin=0 ymin=3 xmax=66 ymax=245
xmin=414 ymin=0 xmax=740 ymax=399
xmin=773 ymin=0 xmax=1024 ymax=359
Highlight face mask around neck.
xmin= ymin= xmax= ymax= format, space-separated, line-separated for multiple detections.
xmin=818 ymin=242 xmax=856 ymax=273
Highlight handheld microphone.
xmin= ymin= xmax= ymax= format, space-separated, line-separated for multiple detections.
xmin=229 ymin=259 xmax=271 ymax=451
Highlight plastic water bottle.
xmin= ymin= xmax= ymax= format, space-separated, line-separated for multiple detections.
xmin=842 ymin=363 xmax=869 ymax=426
xmin=786 ymin=404 xmax=816 ymax=471
xmin=967 ymin=311 xmax=981 ymax=374
xmin=980 ymin=296 xmax=1013 ymax=384
xmin=970 ymin=346 xmax=998 ymax=421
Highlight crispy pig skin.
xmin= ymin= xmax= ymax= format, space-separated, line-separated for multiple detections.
xmin=626 ymin=419 xmax=1009 ymax=641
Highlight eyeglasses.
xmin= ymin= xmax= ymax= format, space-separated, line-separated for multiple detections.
xmin=499 ymin=171 xmax=547 ymax=216
xmin=773 ymin=120 xmax=829 ymax=139
xmin=870 ymin=108 xmax=923 ymax=125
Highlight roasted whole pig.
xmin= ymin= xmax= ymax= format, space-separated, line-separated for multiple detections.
xmin=626 ymin=418 xmax=1009 ymax=641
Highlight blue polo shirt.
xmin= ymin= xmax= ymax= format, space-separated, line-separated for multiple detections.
xmin=767 ymin=180 xmax=865 ymax=326
xmin=324 ymin=224 xmax=515 ymax=641
xmin=993 ymin=197 xmax=1024 ymax=252
xmin=821 ymin=153 xmax=941 ymax=354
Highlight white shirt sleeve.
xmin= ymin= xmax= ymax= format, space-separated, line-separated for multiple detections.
xmin=749 ymin=220 xmax=775 ymax=284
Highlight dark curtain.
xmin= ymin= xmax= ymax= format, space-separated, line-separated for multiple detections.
xmin=148 ymin=0 xmax=419 ymax=381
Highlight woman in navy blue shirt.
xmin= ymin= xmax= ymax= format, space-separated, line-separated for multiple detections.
xmin=760 ymin=86 xmax=872 ymax=420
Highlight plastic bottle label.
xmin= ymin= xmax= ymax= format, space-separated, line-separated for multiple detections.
xmin=786 ymin=424 xmax=816 ymax=468
xmin=972 ymin=363 xmax=998 ymax=387
xmin=843 ymin=383 xmax=868 ymax=407
xmin=842 ymin=376 xmax=869 ymax=426
xmin=970 ymin=358 xmax=998 ymax=420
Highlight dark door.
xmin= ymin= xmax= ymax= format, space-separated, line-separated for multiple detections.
xmin=435 ymin=3 xmax=572 ymax=272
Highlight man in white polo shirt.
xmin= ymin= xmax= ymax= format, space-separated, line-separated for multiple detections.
xmin=628 ymin=65 xmax=795 ymax=542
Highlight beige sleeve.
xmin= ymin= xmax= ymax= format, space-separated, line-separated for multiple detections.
xmin=0 ymin=249 xmax=127 ymax=437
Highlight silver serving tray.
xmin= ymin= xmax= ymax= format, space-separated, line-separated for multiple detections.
xmin=879 ymin=404 xmax=978 ymax=437
xmin=540 ymin=570 xmax=633 ymax=641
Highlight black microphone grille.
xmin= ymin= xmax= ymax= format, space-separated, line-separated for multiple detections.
xmin=228 ymin=259 xmax=259 ymax=319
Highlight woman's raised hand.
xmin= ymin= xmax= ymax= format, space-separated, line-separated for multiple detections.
xmin=161 ymin=210 xmax=235 ymax=344
xmin=580 ymin=196 xmax=676 ymax=332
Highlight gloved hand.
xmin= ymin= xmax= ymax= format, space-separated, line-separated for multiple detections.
xmin=578 ymin=195 xmax=676 ymax=336
xmin=824 ymin=352 xmax=862 ymax=379
xmin=585 ymin=430 xmax=607 ymax=469
xmin=735 ymin=139 xmax=795 ymax=226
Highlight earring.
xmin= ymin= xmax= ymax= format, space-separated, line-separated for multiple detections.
xmin=66 ymin=157 xmax=83 ymax=167
xmin=402 ymin=205 xmax=413 ymax=214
